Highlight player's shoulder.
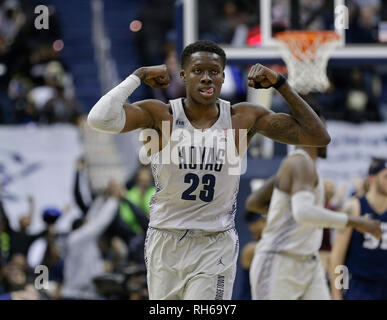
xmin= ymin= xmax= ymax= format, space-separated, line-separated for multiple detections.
xmin=284 ymin=151 xmax=314 ymax=171
xmin=230 ymin=102 xmax=270 ymax=116
xmin=133 ymin=99 xmax=169 ymax=109
xmin=279 ymin=152 xmax=317 ymax=184
xmin=132 ymin=99 xmax=172 ymax=115
xmin=342 ymin=196 xmax=361 ymax=217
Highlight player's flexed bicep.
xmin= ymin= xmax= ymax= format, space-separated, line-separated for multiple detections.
xmin=87 ymin=65 xmax=170 ymax=133
xmin=253 ymin=107 xmax=309 ymax=146
xmin=246 ymin=63 xmax=330 ymax=147
xmin=121 ymin=99 xmax=170 ymax=132
xmin=234 ymin=103 xmax=307 ymax=146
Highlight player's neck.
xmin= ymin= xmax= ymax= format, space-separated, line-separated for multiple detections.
xmin=366 ymin=188 xmax=387 ymax=214
xmin=297 ymin=147 xmax=318 ymax=161
xmin=183 ymin=97 xmax=219 ymax=121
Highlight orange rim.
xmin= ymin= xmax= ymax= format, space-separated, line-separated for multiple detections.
xmin=274 ymin=31 xmax=341 ymax=59
xmin=275 ymin=30 xmax=340 ymax=43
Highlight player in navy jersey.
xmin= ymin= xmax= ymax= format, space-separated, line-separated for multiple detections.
xmin=330 ymin=158 xmax=387 ymax=300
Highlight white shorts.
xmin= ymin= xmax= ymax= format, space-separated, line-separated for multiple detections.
xmin=250 ymin=251 xmax=331 ymax=300
xmin=144 ymin=227 xmax=239 ymax=300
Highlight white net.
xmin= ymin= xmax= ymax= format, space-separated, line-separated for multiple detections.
xmin=275 ymin=32 xmax=341 ymax=95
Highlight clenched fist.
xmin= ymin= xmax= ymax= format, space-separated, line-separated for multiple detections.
xmin=349 ymin=216 xmax=382 ymax=240
xmin=134 ymin=64 xmax=170 ymax=89
xmin=248 ymin=63 xmax=286 ymax=89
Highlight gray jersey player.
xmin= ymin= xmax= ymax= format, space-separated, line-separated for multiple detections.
xmin=246 ymin=123 xmax=381 ymax=300
xmin=87 ymin=40 xmax=330 ymax=300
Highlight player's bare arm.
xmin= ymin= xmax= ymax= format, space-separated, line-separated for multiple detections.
xmin=289 ymin=156 xmax=382 ymax=237
xmin=284 ymin=155 xmax=382 ymax=237
xmin=245 ymin=153 xmax=315 ymax=215
xmin=233 ymin=64 xmax=330 ymax=147
xmin=330 ymin=195 xmax=382 ymax=300
xmin=241 ymin=242 xmax=258 ymax=269
xmin=88 ymin=65 xmax=172 ymax=134
xmin=245 ymin=175 xmax=277 ymax=215
xmin=337 ymin=197 xmax=382 ymax=239
xmin=329 ymin=198 xmax=359 ymax=300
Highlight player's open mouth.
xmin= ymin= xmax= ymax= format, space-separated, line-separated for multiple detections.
xmin=199 ymin=87 xmax=214 ymax=97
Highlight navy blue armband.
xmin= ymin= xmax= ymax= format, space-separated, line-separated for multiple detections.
xmin=273 ymin=74 xmax=287 ymax=89
xmin=253 ymin=73 xmax=287 ymax=89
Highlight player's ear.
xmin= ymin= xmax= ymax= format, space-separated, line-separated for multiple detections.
xmin=222 ymin=71 xmax=225 ymax=83
xmin=180 ymin=70 xmax=186 ymax=82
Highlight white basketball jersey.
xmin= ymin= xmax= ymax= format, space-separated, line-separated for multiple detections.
xmin=148 ymin=98 xmax=241 ymax=232
xmin=255 ymin=149 xmax=325 ymax=255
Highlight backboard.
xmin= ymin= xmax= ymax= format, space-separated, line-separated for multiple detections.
xmin=175 ymin=0 xmax=387 ymax=65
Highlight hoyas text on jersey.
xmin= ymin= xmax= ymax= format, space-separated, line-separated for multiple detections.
xmin=177 ymin=146 xmax=224 ymax=172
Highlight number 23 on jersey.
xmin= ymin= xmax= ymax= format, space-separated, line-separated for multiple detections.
xmin=181 ymin=173 xmax=216 ymax=202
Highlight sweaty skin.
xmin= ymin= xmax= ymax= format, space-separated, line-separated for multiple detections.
xmin=120 ymin=52 xmax=331 ymax=154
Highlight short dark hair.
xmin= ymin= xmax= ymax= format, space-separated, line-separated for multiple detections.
xmin=368 ymin=157 xmax=387 ymax=175
xmin=180 ymin=40 xmax=226 ymax=69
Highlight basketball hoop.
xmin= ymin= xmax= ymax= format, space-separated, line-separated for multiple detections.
xmin=274 ymin=31 xmax=341 ymax=95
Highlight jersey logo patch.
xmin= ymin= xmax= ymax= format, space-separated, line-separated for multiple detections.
xmin=176 ymin=119 xmax=185 ymax=127
xmin=217 ymin=257 xmax=225 ymax=266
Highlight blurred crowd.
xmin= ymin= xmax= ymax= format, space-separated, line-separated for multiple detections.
xmin=0 ymin=161 xmax=154 ymax=300
xmin=1 ymin=0 xmax=386 ymax=125
xmin=136 ymin=0 xmax=387 ymax=123
xmin=0 ymin=0 xmax=82 ymax=125
xmin=0 ymin=0 xmax=386 ymax=301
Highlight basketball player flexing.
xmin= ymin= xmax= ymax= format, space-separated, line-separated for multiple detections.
xmin=330 ymin=158 xmax=387 ymax=300
xmin=246 ymin=119 xmax=382 ymax=300
xmin=87 ymin=40 xmax=330 ymax=300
